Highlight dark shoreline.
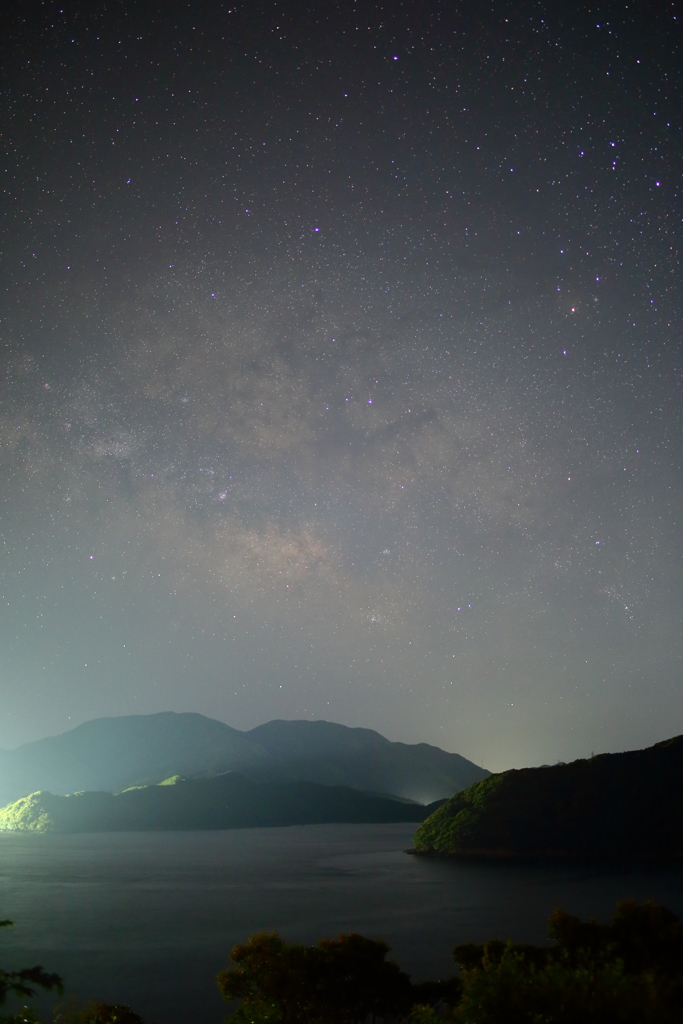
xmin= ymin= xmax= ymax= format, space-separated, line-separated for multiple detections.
xmin=406 ymin=847 xmax=683 ymax=867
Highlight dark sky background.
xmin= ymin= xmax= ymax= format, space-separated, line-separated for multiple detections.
xmin=1 ymin=0 xmax=681 ymax=770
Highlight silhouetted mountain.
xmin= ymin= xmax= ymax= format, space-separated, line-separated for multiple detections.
xmin=246 ymin=719 xmax=487 ymax=803
xmin=0 ymin=714 xmax=267 ymax=805
xmin=413 ymin=734 xmax=683 ymax=860
xmin=0 ymin=713 xmax=488 ymax=806
xmin=0 ymin=773 xmax=445 ymax=833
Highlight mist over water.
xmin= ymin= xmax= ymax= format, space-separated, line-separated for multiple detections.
xmin=2 ymin=824 xmax=683 ymax=1024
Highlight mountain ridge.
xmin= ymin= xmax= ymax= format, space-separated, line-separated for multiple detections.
xmin=0 ymin=772 xmax=445 ymax=833
xmin=0 ymin=712 xmax=489 ymax=806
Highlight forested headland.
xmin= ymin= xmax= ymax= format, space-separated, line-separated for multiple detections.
xmin=413 ymin=734 xmax=683 ymax=860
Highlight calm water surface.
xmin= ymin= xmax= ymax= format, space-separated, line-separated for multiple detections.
xmin=1 ymin=824 xmax=683 ymax=1023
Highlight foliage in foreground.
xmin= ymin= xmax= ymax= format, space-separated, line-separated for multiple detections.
xmin=0 ymin=918 xmax=140 ymax=1024
xmin=0 ymin=920 xmax=63 ymax=1009
xmin=6 ymin=899 xmax=683 ymax=1023
xmin=447 ymin=898 xmax=683 ymax=1023
xmin=217 ymin=900 xmax=683 ymax=1024
xmin=53 ymin=998 xmax=146 ymax=1024
xmin=1 ymin=1001 xmax=144 ymax=1024
xmin=217 ymin=931 xmax=420 ymax=1024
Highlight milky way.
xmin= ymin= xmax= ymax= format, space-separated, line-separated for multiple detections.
xmin=1 ymin=1 xmax=681 ymax=768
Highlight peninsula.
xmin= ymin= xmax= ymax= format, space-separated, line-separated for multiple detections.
xmin=413 ymin=735 xmax=683 ymax=860
xmin=0 ymin=772 xmax=444 ymax=833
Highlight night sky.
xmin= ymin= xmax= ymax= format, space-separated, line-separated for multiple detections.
xmin=1 ymin=0 xmax=681 ymax=770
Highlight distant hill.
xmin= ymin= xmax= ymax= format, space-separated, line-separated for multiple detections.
xmin=245 ymin=719 xmax=487 ymax=803
xmin=413 ymin=735 xmax=683 ymax=860
xmin=0 ymin=713 xmax=488 ymax=806
xmin=0 ymin=773 xmax=445 ymax=833
xmin=0 ymin=713 xmax=267 ymax=806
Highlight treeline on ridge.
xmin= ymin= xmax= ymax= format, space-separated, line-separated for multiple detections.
xmin=414 ymin=734 xmax=683 ymax=859
xmin=0 ymin=773 xmax=443 ymax=833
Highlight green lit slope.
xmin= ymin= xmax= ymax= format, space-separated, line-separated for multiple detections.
xmin=413 ymin=735 xmax=683 ymax=860
xmin=0 ymin=773 xmax=444 ymax=833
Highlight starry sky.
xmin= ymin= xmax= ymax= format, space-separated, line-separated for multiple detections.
xmin=1 ymin=0 xmax=681 ymax=770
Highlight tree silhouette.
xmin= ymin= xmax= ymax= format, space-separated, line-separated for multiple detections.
xmin=0 ymin=920 xmax=63 ymax=1007
xmin=218 ymin=930 xmax=412 ymax=1024
xmin=450 ymin=900 xmax=683 ymax=1024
